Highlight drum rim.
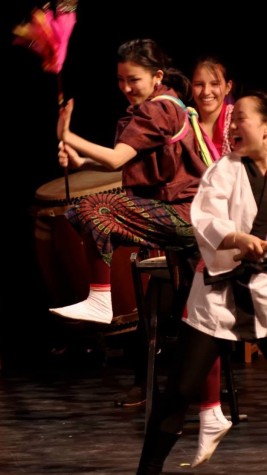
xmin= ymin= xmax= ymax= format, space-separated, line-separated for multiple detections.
xmin=35 ymin=169 xmax=123 ymax=202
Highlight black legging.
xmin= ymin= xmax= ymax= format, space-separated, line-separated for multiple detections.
xmin=154 ymin=322 xmax=267 ymax=434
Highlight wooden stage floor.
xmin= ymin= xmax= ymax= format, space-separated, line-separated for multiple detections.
xmin=0 ymin=345 xmax=266 ymax=475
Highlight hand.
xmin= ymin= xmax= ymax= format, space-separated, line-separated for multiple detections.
xmin=57 ymin=98 xmax=74 ymax=141
xmin=58 ymin=141 xmax=86 ymax=169
xmin=233 ymin=233 xmax=267 ymax=262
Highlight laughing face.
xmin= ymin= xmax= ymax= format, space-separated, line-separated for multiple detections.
xmin=230 ymin=96 xmax=267 ymax=159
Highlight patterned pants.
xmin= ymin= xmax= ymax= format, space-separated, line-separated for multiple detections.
xmin=65 ymin=191 xmax=193 ymax=265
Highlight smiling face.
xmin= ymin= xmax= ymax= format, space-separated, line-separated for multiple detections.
xmin=230 ymin=96 xmax=267 ymax=159
xmin=117 ymin=61 xmax=163 ymax=106
xmin=191 ymin=63 xmax=232 ymax=120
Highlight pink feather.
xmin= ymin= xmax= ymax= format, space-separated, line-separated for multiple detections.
xmin=12 ymin=3 xmax=77 ymax=74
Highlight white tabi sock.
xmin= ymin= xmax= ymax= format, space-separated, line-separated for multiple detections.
xmin=49 ymin=288 xmax=113 ymax=324
xmin=191 ymin=405 xmax=232 ymax=468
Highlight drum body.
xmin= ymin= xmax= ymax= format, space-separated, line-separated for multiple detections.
xmin=32 ymin=168 xmax=138 ymax=317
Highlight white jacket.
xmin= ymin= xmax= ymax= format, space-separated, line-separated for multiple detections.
xmin=186 ymin=153 xmax=267 ymax=340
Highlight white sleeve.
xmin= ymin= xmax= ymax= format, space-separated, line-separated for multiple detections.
xmin=190 ymin=155 xmax=251 ymax=275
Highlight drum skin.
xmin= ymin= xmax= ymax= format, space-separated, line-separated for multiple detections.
xmin=32 ymin=169 xmax=138 ymax=316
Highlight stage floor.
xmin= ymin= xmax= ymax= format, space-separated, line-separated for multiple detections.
xmin=0 ymin=349 xmax=266 ymax=474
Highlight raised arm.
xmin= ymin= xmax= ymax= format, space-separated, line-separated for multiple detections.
xmin=57 ymin=99 xmax=137 ymax=170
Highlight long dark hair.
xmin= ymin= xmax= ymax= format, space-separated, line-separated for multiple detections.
xmin=117 ymin=38 xmax=191 ymax=102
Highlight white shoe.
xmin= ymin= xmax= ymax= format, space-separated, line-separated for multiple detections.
xmin=49 ymin=290 xmax=113 ymax=324
xmin=191 ymin=406 xmax=232 ymax=468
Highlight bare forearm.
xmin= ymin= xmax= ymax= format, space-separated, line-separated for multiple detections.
xmin=218 ymin=232 xmax=237 ymax=250
xmin=219 ymin=231 xmax=267 ymax=261
xmin=63 ymin=131 xmax=135 ymax=169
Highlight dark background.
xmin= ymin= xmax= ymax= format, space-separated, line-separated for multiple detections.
xmin=1 ymin=0 xmax=266 ymax=369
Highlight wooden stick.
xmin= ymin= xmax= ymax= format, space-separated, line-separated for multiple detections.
xmin=58 ymin=73 xmax=70 ymax=202
xmin=64 ymin=166 xmax=70 ymax=201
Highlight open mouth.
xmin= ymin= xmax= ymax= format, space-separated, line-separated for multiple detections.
xmin=231 ymin=136 xmax=242 ymax=146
